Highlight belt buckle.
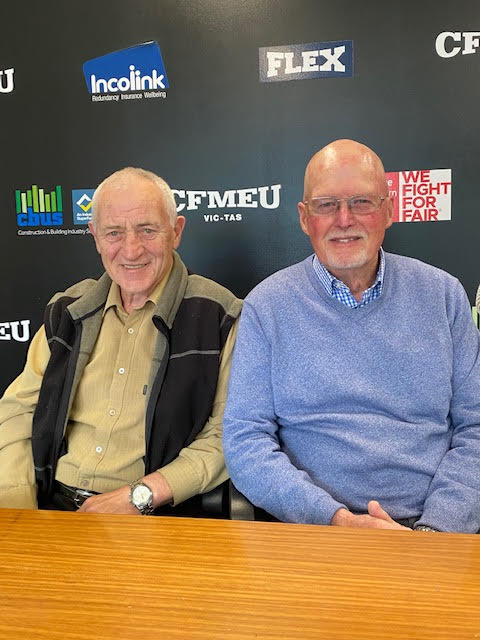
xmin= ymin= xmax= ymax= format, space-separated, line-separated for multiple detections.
xmin=73 ymin=488 xmax=94 ymax=508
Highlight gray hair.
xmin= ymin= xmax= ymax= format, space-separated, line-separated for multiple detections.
xmin=90 ymin=167 xmax=178 ymax=229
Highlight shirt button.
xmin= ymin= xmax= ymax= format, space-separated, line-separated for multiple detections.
xmin=95 ymin=446 xmax=103 ymax=454
xmin=118 ymin=367 xmax=125 ymax=374
xmin=81 ymin=480 xmax=89 ymax=488
xmin=109 ymin=409 xmax=116 ymax=416
xmin=128 ymin=328 xmax=134 ymax=334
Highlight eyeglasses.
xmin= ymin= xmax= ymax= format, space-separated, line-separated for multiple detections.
xmin=303 ymin=195 xmax=388 ymax=217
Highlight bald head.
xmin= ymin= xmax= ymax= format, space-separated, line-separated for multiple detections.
xmin=297 ymin=139 xmax=394 ymax=293
xmin=303 ymin=139 xmax=388 ymax=201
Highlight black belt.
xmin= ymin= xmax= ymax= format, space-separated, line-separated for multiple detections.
xmin=54 ymin=481 xmax=99 ymax=509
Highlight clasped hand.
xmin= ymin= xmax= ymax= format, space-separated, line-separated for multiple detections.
xmin=331 ymin=500 xmax=411 ymax=530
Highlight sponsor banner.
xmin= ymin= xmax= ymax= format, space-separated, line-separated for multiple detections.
xmin=83 ymin=41 xmax=169 ymax=103
xmin=386 ymin=169 xmax=452 ymax=223
xmin=435 ymin=32 xmax=480 ymax=57
xmin=0 ymin=67 xmax=14 ymax=93
xmin=0 ymin=320 xmax=30 ymax=342
xmin=15 ymin=183 xmax=63 ymax=227
xmin=72 ymin=184 xmax=282 ymax=224
xmin=173 ymin=184 xmax=282 ymax=223
xmin=14 ymin=183 xmax=92 ymax=237
xmin=259 ymin=40 xmax=353 ymax=83
xmin=72 ymin=189 xmax=95 ymax=224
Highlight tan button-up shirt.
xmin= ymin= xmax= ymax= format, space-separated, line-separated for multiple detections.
xmin=0 ymin=272 xmax=237 ymax=509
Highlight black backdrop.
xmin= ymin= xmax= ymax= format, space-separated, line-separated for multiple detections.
xmin=1 ymin=0 xmax=479 ymax=393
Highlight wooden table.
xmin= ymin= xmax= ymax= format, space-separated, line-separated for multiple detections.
xmin=0 ymin=509 xmax=479 ymax=639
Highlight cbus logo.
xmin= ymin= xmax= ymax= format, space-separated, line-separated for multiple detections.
xmin=0 ymin=67 xmax=14 ymax=94
xmin=15 ymin=184 xmax=63 ymax=227
xmin=83 ymin=41 xmax=169 ymax=102
xmin=259 ymin=40 xmax=353 ymax=83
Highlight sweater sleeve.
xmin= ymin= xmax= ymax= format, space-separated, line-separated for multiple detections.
xmin=415 ymin=283 xmax=480 ymax=533
xmin=0 ymin=326 xmax=50 ymax=509
xmin=223 ymin=301 xmax=346 ymax=524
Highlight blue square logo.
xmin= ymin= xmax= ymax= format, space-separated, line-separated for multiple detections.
xmin=72 ymin=189 xmax=95 ymax=225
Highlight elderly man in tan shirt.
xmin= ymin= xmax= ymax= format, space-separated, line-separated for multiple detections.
xmin=0 ymin=167 xmax=241 ymax=515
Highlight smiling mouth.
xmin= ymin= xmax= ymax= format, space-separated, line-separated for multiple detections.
xmin=329 ymin=236 xmax=363 ymax=244
xmin=122 ymin=263 xmax=148 ymax=270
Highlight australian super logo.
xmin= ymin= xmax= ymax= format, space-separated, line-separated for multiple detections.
xmin=15 ymin=183 xmax=63 ymax=227
xmin=72 ymin=189 xmax=95 ymax=224
xmin=83 ymin=41 xmax=169 ymax=103
xmin=259 ymin=40 xmax=353 ymax=83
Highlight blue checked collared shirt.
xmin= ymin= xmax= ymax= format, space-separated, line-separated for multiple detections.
xmin=312 ymin=249 xmax=385 ymax=309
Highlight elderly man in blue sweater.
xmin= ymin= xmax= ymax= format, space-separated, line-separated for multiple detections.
xmin=223 ymin=139 xmax=480 ymax=533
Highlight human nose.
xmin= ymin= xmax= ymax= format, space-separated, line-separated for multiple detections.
xmin=122 ymin=229 xmax=143 ymax=257
xmin=335 ymin=199 xmax=355 ymax=227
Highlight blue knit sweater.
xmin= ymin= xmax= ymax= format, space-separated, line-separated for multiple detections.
xmin=223 ymin=253 xmax=480 ymax=532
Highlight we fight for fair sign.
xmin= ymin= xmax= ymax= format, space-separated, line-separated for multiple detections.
xmin=386 ymin=169 xmax=452 ymax=223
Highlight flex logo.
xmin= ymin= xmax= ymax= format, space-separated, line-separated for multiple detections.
xmin=0 ymin=67 xmax=14 ymax=93
xmin=435 ymin=32 xmax=480 ymax=57
xmin=259 ymin=40 xmax=353 ymax=82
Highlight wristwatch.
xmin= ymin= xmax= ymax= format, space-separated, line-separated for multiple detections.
xmin=414 ymin=525 xmax=438 ymax=532
xmin=129 ymin=481 xmax=154 ymax=515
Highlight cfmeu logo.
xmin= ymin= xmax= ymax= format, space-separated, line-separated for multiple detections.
xmin=0 ymin=320 xmax=30 ymax=342
xmin=259 ymin=40 xmax=353 ymax=82
xmin=435 ymin=32 xmax=480 ymax=57
xmin=0 ymin=67 xmax=14 ymax=94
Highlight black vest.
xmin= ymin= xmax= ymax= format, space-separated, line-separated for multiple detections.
xmin=32 ymin=280 xmax=239 ymax=506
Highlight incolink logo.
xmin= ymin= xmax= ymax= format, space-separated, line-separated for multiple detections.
xmin=259 ymin=40 xmax=353 ymax=83
xmin=83 ymin=41 xmax=169 ymax=102
xmin=0 ymin=67 xmax=14 ymax=94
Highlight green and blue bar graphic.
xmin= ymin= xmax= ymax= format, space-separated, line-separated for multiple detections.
xmin=15 ymin=185 xmax=63 ymax=215
xmin=15 ymin=184 xmax=63 ymax=226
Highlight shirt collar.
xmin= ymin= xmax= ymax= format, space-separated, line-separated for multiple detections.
xmin=313 ymin=248 xmax=385 ymax=299
xmin=103 ymin=263 xmax=174 ymax=316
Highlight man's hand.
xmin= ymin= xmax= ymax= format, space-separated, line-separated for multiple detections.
xmin=77 ymin=485 xmax=138 ymax=514
xmin=331 ymin=500 xmax=411 ymax=530
xmin=77 ymin=471 xmax=174 ymax=514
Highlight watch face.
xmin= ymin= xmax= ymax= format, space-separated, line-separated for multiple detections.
xmin=132 ymin=484 xmax=152 ymax=508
